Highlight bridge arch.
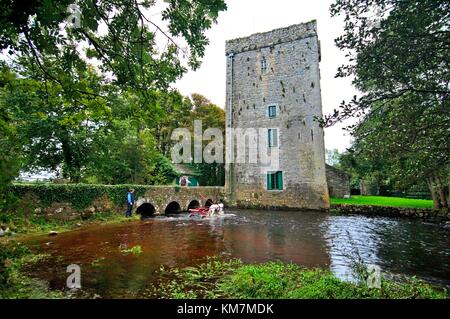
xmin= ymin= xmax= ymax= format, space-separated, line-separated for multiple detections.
xmin=187 ymin=199 xmax=201 ymax=210
xmin=204 ymin=199 xmax=214 ymax=207
xmin=165 ymin=201 xmax=182 ymax=214
xmin=136 ymin=203 xmax=156 ymax=218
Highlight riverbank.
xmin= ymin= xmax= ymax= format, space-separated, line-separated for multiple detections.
xmin=330 ymin=204 xmax=450 ymax=224
xmin=0 ymin=244 xmax=447 ymax=299
xmin=148 ymin=257 xmax=448 ymax=299
xmin=331 ymin=196 xmax=434 ymax=208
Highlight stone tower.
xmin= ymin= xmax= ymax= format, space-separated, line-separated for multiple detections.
xmin=225 ymin=20 xmax=330 ymax=210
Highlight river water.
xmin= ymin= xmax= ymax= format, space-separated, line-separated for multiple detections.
xmin=24 ymin=209 xmax=450 ymax=298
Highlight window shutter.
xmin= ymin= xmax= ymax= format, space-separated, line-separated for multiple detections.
xmin=267 ymin=173 xmax=272 ymax=190
xmin=277 ymin=171 xmax=283 ymax=190
xmin=268 ymin=129 xmax=272 ymax=147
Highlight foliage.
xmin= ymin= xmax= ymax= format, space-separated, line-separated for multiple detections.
xmin=0 ymin=0 xmax=227 ymax=95
xmin=0 ymin=65 xmax=22 ymax=211
xmin=148 ymin=256 xmax=242 ymax=299
xmin=325 ymin=0 xmax=449 ymax=208
xmin=0 ymin=241 xmax=65 ymax=298
xmin=331 ymin=196 xmax=434 ymax=209
xmin=325 ymin=0 xmax=449 ymax=126
xmin=121 ymin=245 xmax=143 ymax=256
xmin=188 ymin=94 xmax=226 ymax=186
xmin=149 ymin=258 xmax=448 ymax=299
xmin=8 ymin=183 xmax=163 ymax=211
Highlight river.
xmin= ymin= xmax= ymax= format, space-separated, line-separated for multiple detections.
xmin=23 ymin=209 xmax=450 ymax=298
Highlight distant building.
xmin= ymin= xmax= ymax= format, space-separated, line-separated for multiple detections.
xmin=225 ymin=21 xmax=330 ymax=210
xmin=325 ymin=165 xmax=350 ymax=198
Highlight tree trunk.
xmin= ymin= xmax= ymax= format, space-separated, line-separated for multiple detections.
xmin=437 ymin=177 xmax=448 ymax=208
xmin=427 ymin=177 xmax=441 ymax=209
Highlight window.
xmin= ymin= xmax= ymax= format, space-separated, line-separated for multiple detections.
xmin=267 ymin=171 xmax=283 ymax=190
xmin=268 ymin=128 xmax=278 ymax=148
xmin=268 ymin=105 xmax=277 ymax=118
xmin=261 ymin=57 xmax=267 ymax=73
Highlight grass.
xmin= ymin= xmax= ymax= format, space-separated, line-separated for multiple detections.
xmin=147 ymin=257 xmax=448 ymax=299
xmin=331 ymin=196 xmax=434 ymax=209
xmin=0 ymin=241 xmax=65 ymax=299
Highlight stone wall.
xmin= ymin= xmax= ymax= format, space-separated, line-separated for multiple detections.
xmin=9 ymin=184 xmax=224 ymax=221
xmin=326 ymin=165 xmax=350 ymax=198
xmin=225 ymin=20 xmax=330 ymax=210
xmin=332 ymin=204 xmax=450 ymax=224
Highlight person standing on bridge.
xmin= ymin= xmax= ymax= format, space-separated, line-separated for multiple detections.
xmin=125 ymin=189 xmax=135 ymax=218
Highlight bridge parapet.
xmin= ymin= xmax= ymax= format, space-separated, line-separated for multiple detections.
xmin=134 ymin=186 xmax=225 ymax=215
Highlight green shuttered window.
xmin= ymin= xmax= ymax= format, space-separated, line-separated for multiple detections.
xmin=267 ymin=171 xmax=283 ymax=190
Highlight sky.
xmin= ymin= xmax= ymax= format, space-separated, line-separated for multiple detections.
xmin=172 ymin=0 xmax=358 ymax=152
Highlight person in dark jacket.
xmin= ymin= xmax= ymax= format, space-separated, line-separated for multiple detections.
xmin=125 ymin=189 xmax=135 ymax=217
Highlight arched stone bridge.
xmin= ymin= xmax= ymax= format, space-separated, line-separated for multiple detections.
xmin=134 ymin=186 xmax=225 ymax=217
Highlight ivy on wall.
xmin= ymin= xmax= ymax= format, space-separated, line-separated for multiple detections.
xmin=7 ymin=184 xmax=158 ymax=211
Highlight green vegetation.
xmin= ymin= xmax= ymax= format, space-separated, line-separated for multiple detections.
xmin=0 ymin=0 xmax=228 ymax=215
xmin=331 ymin=196 xmax=434 ymax=209
xmin=324 ymin=0 xmax=449 ymax=209
xmin=1 ymin=249 xmax=447 ymax=299
xmin=121 ymin=245 xmax=143 ymax=256
xmin=0 ymin=242 xmax=64 ymax=299
xmin=149 ymin=257 xmax=447 ymax=299
xmin=8 ymin=183 xmax=172 ymax=211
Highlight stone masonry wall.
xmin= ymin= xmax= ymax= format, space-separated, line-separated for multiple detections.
xmin=225 ymin=20 xmax=330 ymax=210
xmin=326 ymin=164 xmax=350 ymax=198
xmin=10 ymin=185 xmax=224 ymax=221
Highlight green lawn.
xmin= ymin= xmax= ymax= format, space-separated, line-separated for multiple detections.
xmin=331 ymin=196 xmax=433 ymax=209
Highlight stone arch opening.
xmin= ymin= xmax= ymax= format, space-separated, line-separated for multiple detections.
xmin=205 ymin=199 xmax=214 ymax=207
xmin=137 ymin=203 xmax=156 ymax=218
xmin=187 ymin=200 xmax=200 ymax=210
xmin=165 ymin=201 xmax=182 ymax=214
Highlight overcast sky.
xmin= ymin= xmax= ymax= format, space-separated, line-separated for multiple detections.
xmin=173 ymin=0 xmax=358 ymax=152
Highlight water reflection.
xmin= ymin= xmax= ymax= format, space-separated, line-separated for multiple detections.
xmin=24 ymin=210 xmax=450 ymax=298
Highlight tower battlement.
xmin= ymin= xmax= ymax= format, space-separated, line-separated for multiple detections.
xmin=226 ymin=20 xmax=318 ymax=55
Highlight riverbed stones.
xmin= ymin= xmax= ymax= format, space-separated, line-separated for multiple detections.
xmin=81 ymin=207 xmax=96 ymax=220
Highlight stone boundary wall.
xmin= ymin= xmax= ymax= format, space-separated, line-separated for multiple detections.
xmin=7 ymin=184 xmax=224 ymax=221
xmin=332 ymin=204 xmax=450 ymax=224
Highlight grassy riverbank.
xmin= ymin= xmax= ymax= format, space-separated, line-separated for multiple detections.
xmin=331 ymin=196 xmax=434 ymax=209
xmin=148 ymin=257 xmax=447 ymax=299
xmin=0 ymin=241 xmax=64 ymax=298
xmin=0 ymin=243 xmax=447 ymax=299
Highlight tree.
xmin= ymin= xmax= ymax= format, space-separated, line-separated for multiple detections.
xmin=0 ymin=65 xmax=22 ymax=209
xmin=2 ymin=66 xmax=111 ymax=182
xmin=1 ymin=0 xmax=227 ymax=99
xmin=325 ymin=149 xmax=341 ymax=167
xmin=351 ymin=93 xmax=449 ymax=207
xmin=326 ymin=0 xmax=449 ymax=208
xmin=325 ymin=0 xmax=449 ymax=127
xmin=189 ymin=93 xmax=225 ymax=186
